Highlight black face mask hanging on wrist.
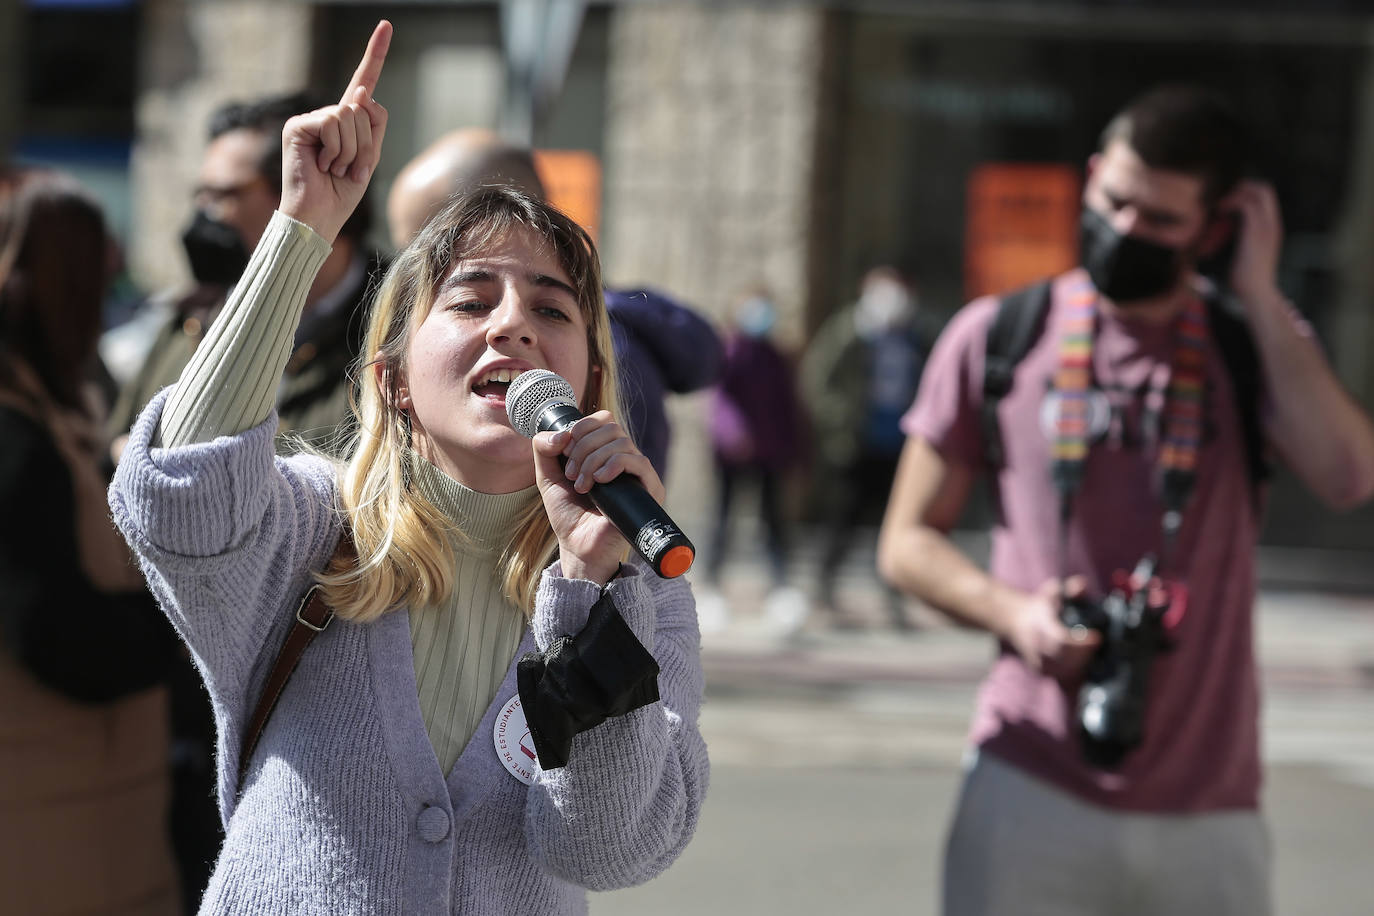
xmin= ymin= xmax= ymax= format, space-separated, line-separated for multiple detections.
xmin=181 ymin=210 xmax=249 ymax=287
xmin=1079 ymin=206 xmax=1184 ymax=303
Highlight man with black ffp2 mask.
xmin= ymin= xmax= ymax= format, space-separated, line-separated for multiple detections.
xmin=105 ymin=91 xmax=384 ymax=916
xmin=109 ymin=91 xmax=384 ymax=460
xmin=878 ymin=87 xmax=1374 ymax=915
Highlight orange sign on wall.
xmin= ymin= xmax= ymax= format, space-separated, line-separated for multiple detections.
xmin=533 ymin=150 xmax=602 ymax=244
xmin=964 ymin=163 xmax=1081 ymax=301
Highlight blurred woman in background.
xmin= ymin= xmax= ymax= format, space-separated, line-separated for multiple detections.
xmin=0 ymin=165 xmax=180 ymax=914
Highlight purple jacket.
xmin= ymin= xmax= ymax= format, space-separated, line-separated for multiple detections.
xmin=606 ymin=288 xmax=723 ymax=479
xmin=708 ymin=333 xmax=806 ymax=471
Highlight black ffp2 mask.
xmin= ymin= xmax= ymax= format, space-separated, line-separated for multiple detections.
xmin=1080 ymin=206 xmax=1183 ymax=303
xmin=181 ymin=210 xmax=248 ymax=286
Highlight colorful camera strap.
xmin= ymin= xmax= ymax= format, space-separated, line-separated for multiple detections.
xmin=1053 ymin=276 xmax=1210 ymax=566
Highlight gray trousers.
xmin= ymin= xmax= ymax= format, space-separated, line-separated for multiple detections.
xmin=943 ymin=752 xmax=1272 ymax=916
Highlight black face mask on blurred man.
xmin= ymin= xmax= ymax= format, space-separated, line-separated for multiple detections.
xmin=1079 ymin=205 xmax=1185 ymax=303
xmin=181 ymin=210 xmax=249 ymax=287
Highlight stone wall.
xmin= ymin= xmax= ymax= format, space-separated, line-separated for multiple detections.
xmin=601 ymin=4 xmax=828 ymax=523
xmin=602 ymin=4 xmax=825 ymax=348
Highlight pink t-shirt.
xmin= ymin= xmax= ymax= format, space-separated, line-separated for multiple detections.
xmin=904 ymin=269 xmax=1267 ymax=812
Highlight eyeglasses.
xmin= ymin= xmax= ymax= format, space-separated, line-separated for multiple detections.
xmin=193 ymin=176 xmax=270 ymax=209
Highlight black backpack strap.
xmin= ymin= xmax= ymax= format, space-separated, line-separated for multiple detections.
xmin=983 ymin=280 xmax=1054 ymax=468
xmin=1206 ymin=297 xmax=1270 ymax=501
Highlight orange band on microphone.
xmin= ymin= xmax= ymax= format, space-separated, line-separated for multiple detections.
xmin=658 ymin=545 xmax=694 ymax=579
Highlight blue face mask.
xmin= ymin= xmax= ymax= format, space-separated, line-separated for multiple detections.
xmin=1080 ymin=206 xmax=1183 ymax=302
xmin=737 ymin=297 xmax=776 ymax=337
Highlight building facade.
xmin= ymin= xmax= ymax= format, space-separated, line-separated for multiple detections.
xmin=9 ymin=0 xmax=1374 ymax=568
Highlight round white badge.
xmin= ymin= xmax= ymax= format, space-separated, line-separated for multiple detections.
xmin=1040 ymin=389 xmax=1113 ymax=443
xmin=493 ymin=694 xmax=540 ymax=785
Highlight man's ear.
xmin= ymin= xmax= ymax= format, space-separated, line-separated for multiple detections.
xmin=1196 ymin=208 xmax=1240 ymax=259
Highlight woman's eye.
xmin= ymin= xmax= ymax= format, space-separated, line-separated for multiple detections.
xmin=537 ymin=304 xmax=572 ymax=322
xmin=449 ymin=299 xmax=489 ymax=313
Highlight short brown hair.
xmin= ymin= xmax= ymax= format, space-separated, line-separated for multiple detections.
xmin=207 ymin=91 xmax=373 ymax=243
xmin=1100 ymin=86 xmax=1246 ymax=208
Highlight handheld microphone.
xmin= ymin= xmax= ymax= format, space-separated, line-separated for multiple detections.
xmin=506 ymin=369 xmax=695 ymax=579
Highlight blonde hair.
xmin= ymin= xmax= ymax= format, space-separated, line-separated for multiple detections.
xmin=317 ymin=188 xmax=619 ymax=621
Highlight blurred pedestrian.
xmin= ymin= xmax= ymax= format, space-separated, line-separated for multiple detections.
xmin=802 ymin=265 xmax=928 ymax=629
xmin=110 ymin=23 xmax=706 ymax=912
xmin=0 ymin=166 xmax=180 ymax=914
xmin=387 ymin=127 xmax=723 ymax=480
xmin=878 ymin=86 xmax=1374 ymax=916
xmin=701 ymin=289 xmax=807 ymax=633
xmin=109 ymin=89 xmax=385 ymax=457
xmin=602 ymin=286 xmax=722 ymax=480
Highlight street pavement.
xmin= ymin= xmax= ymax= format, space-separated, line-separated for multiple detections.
xmin=593 ymin=529 xmax=1374 ymax=915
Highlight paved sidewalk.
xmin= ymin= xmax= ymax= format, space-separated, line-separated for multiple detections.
xmin=695 ymin=527 xmax=1374 ymax=694
xmin=592 ymin=531 xmax=1374 ymax=915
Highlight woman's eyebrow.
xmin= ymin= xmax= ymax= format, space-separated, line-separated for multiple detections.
xmin=441 ymin=269 xmax=496 ymax=292
xmin=531 ymin=274 xmax=577 ymax=298
xmin=439 ymin=269 xmax=574 ymax=298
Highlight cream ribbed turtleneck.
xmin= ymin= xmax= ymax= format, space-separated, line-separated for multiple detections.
xmin=408 ymin=457 xmax=533 ymax=774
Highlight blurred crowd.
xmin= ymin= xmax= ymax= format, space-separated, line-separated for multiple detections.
xmin=3 ymin=31 xmax=1372 ymax=916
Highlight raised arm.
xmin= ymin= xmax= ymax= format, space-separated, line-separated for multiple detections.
xmin=279 ymin=21 xmax=392 ymax=244
xmin=1223 ymin=181 xmax=1374 ymax=509
xmin=158 ymin=21 xmax=392 ymax=448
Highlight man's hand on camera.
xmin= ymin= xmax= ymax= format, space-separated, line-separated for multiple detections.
xmin=1006 ymin=576 xmax=1101 ymax=682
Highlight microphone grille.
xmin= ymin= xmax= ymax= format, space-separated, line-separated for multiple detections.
xmin=505 ymin=369 xmax=576 ymax=438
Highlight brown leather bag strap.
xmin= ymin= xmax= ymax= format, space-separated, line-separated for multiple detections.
xmin=238 ymin=533 xmax=351 ymax=785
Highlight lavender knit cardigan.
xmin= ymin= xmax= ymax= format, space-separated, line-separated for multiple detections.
xmin=109 ymin=391 xmax=708 ymax=915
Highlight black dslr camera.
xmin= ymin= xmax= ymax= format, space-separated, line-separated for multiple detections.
xmin=1060 ymin=556 xmax=1174 ymax=769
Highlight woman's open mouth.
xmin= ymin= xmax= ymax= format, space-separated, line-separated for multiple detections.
xmin=472 ymin=367 xmax=524 ymax=402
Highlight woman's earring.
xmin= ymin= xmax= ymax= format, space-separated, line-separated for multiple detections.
xmin=399 ymin=410 xmax=414 ymax=488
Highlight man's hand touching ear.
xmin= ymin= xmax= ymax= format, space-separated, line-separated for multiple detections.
xmin=1220 ymin=180 xmax=1283 ymax=307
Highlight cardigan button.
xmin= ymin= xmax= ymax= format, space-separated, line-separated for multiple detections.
xmin=417 ymin=805 xmax=451 ymax=843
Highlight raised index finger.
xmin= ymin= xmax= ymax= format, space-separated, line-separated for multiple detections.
xmin=340 ymin=20 xmax=392 ymax=105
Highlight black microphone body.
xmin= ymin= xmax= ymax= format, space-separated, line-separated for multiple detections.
xmin=508 ymin=374 xmax=695 ymax=579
